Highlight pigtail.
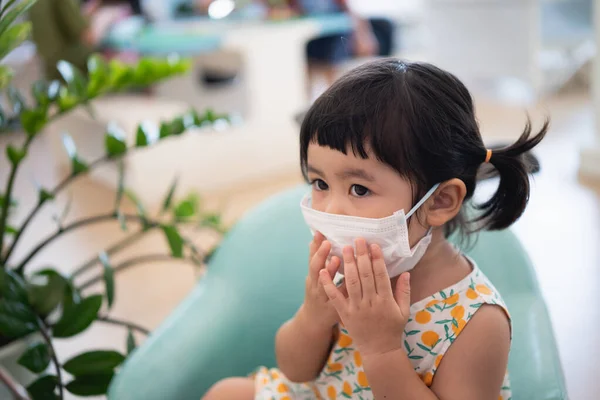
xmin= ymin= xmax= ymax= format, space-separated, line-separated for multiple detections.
xmin=476 ymin=117 xmax=550 ymax=230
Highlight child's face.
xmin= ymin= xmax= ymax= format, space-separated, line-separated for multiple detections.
xmin=306 ymin=143 xmax=415 ymax=219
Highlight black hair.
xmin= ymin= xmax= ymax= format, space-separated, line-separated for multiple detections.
xmin=299 ymin=59 xmax=548 ymax=236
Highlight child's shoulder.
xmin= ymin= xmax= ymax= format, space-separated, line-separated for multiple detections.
xmin=404 ymin=261 xmax=511 ymax=387
xmin=411 ymin=259 xmax=509 ymax=319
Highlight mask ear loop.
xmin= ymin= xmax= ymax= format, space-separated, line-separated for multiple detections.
xmin=406 ymin=183 xmax=441 ymax=219
xmin=403 ymin=183 xmax=441 ymax=250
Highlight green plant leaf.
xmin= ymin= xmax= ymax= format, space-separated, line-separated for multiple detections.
xmin=27 ymin=269 xmax=68 ymax=317
xmin=135 ymin=125 xmax=149 ymax=147
xmin=0 ymin=0 xmax=20 ymax=15
xmin=62 ymin=281 xmax=81 ymax=315
xmin=72 ymin=157 xmax=89 ymax=175
xmin=205 ymin=109 xmax=217 ymax=123
xmin=27 ymin=374 xmax=59 ymax=400
xmin=161 ymin=225 xmax=183 ymax=258
xmin=161 ymin=176 xmax=179 ymax=212
xmin=66 ymin=373 xmax=114 ymax=396
xmin=38 ymin=188 xmax=54 ymax=204
xmin=126 ymin=328 xmax=136 ymax=354
xmin=57 ymin=60 xmax=87 ymax=98
xmin=18 ymin=343 xmax=51 ymax=374
xmin=0 ymin=299 xmax=37 ymax=338
xmin=32 ymin=80 xmax=50 ymax=107
xmin=6 ymin=85 xmax=25 ymax=114
xmin=108 ymin=59 xmax=132 ymax=89
xmin=159 ymin=121 xmax=172 ymax=139
xmin=170 ymin=117 xmax=185 ymax=135
xmin=6 ymin=144 xmax=26 ymax=165
xmin=87 ymin=54 xmax=109 ymax=97
xmin=0 ymin=22 xmax=31 ymax=61
xmin=61 ymin=133 xmax=89 ymax=175
xmin=63 ymin=350 xmax=125 ymax=377
xmin=174 ymin=201 xmax=195 ymax=219
xmin=115 ymin=160 xmax=125 ymax=209
xmin=0 ymin=0 xmax=36 ymax=38
xmin=0 ymin=64 xmax=13 ymax=90
xmin=132 ymin=57 xmax=156 ymax=86
xmin=0 ymin=313 xmax=36 ymax=338
xmin=174 ymin=194 xmax=199 ymax=220
xmin=105 ymin=122 xmax=127 ymax=157
xmin=0 ymin=299 xmax=36 ymax=322
xmin=124 ymin=190 xmax=147 ymax=222
xmin=98 ymin=252 xmax=115 ymax=309
xmin=0 ymin=268 xmax=28 ymax=303
xmin=5 ymin=224 xmax=17 ymax=235
xmin=52 ymin=294 xmax=102 ymax=338
xmin=21 ymin=108 xmax=47 ymax=137
xmin=199 ymin=213 xmax=223 ymax=231
xmin=57 ymin=85 xmax=78 ymax=112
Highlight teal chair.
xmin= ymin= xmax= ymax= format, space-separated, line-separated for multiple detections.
xmin=108 ymin=186 xmax=567 ymax=400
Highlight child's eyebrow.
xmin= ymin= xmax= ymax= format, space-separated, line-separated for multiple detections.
xmin=336 ymin=168 xmax=376 ymax=182
xmin=306 ymin=165 xmax=324 ymax=176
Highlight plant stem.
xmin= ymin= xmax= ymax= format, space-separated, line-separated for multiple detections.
xmin=77 ymin=254 xmax=189 ymax=291
xmin=96 ymin=315 xmax=150 ymax=335
xmin=0 ymin=136 xmax=32 ymax=263
xmin=37 ymin=319 xmax=64 ymax=400
xmin=70 ymin=229 xmax=150 ymax=279
xmin=4 ymin=155 xmax=112 ymax=265
xmin=14 ymin=213 xmax=155 ymax=275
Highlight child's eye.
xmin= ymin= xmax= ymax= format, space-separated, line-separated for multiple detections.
xmin=312 ymin=179 xmax=329 ymax=191
xmin=350 ymin=185 xmax=370 ymax=197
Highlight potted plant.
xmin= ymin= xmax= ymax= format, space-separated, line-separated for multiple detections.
xmin=0 ymin=1 xmax=226 ymax=398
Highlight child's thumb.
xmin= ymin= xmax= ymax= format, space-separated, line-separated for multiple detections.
xmin=394 ymin=272 xmax=411 ymax=310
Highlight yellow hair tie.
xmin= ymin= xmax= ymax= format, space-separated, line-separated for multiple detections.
xmin=484 ymin=149 xmax=493 ymax=163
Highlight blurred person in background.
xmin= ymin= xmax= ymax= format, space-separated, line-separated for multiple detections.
xmin=30 ymin=0 xmax=136 ymax=80
xmin=277 ymin=0 xmax=395 ymax=92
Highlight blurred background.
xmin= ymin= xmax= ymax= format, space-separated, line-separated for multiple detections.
xmin=0 ymin=0 xmax=599 ymax=399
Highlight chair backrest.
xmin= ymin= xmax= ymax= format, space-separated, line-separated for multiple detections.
xmin=109 ymin=185 xmax=567 ymax=400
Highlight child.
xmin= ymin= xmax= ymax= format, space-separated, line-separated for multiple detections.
xmin=203 ymin=59 xmax=548 ymax=400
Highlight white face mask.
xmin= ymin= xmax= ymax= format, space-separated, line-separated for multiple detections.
xmin=300 ymin=184 xmax=440 ymax=278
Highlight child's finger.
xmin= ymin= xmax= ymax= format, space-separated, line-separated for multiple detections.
xmin=371 ymin=244 xmax=393 ymax=297
xmin=319 ymin=269 xmax=347 ymax=313
xmin=355 ymin=238 xmax=375 ymax=300
xmin=326 ymin=256 xmax=340 ymax=278
xmin=309 ymin=231 xmax=325 ymax=259
xmin=342 ymin=246 xmax=362 ymax=304
xmin=309 ymin=240 xmax=330 ymax=286
xmin=394 ymin=272 xmax=411 ymax=311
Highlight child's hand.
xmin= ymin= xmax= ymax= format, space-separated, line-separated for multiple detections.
xmin=300 ymin=232 xmax=342 ymax=331
xmin=319 ymin=239 xmax=411 ymax=357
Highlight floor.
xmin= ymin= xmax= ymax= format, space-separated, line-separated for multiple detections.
xmin=1 ymin=84 xmax=599 ymax=399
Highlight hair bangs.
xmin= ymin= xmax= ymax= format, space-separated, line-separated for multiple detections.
xmin=299 ymin=69 xmax=425 ymax=202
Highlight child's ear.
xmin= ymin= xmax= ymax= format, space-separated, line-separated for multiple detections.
xmin=426 ymin=179 xmax=467 ymax=227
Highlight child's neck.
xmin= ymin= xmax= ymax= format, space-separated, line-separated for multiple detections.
xmin=392 ymin=230 xmax=472 ymax=305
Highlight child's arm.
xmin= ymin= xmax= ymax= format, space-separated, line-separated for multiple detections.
xmin=362 ymin=305 xmax=511 ymax=400
xmin=275 ymin=305 xmax=335 ymax=383
xmin=274 ymin=234 xmax=341 ymax=383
